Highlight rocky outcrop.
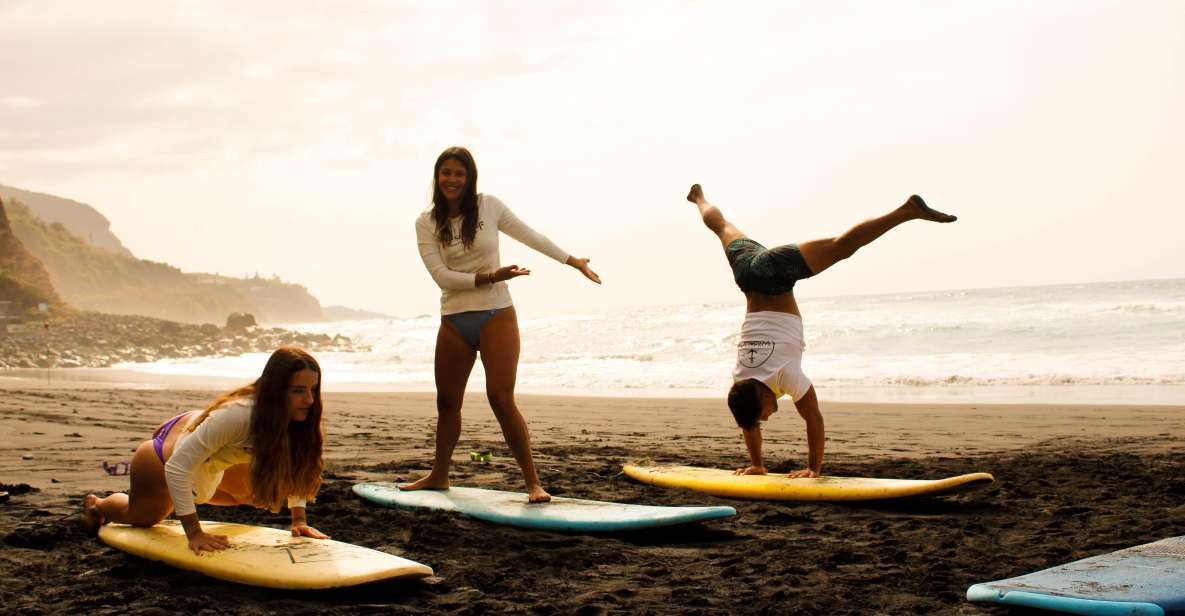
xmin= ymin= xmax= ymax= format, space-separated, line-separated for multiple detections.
xmin=225 ymin=312 xmax=257 ymax=330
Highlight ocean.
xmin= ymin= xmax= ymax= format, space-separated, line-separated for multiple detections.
xmin=109 ymin=278 xmax=1185 ymax=405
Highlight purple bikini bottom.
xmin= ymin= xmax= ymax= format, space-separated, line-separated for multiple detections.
xmin=152 ymin=413 xmax=187 ymax=463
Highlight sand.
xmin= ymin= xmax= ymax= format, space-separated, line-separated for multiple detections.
xmin=2 ymin=388 xmax=1184 ymax=614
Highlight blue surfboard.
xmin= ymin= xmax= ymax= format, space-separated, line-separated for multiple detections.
xmin=352 ymin=483 xmax=736 ymax=532
xmin=967 ymin=536 xmax=1185 ymax=615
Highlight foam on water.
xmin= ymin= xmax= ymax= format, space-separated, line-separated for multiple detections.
xmin=114 ymin=278 xmax=1185 ymax=403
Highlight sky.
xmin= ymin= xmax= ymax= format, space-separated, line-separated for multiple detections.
xmin=2 ymin=0 xmax=1183 ymax=319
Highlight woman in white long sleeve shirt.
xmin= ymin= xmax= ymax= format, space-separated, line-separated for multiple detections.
xmin=404 ymin=146 xmax=601 ymax=503
xmin=83 ymin=347 xmax=330 ymax=555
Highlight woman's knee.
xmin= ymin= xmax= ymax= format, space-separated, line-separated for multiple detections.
xmin=486 ymin=389 xmax=516 ymax=415
xmin=436 ymin=395 xmax=463 ymax=415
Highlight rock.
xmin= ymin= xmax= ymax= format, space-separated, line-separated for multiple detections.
xmin=225 ymin=312 xmax=257 ymax=330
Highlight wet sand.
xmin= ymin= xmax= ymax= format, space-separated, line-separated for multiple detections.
xmin=2 ymin=388 xmax=1183 ymax=614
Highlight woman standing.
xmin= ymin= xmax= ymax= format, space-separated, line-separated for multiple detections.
xmin=406 ymin=146 xmax=600 ymax=502
xmin=83 ymin=347 xmax=329 ymax=554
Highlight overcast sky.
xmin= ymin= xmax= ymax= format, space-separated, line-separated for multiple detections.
xmin=2 ymin=1 xmax=1182 ymax=318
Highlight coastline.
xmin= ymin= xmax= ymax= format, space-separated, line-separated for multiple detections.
xmin=0 ymin=311 xmax=365 ymax=370
xmin=4 ymin=367 xmax=1184 ymax=407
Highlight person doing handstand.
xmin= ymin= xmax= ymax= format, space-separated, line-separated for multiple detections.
xmin=686 ymin=184 xmax=956 ymax=478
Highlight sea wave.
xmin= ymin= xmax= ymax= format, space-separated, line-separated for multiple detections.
xmin=107 ymin=278 xmax=1185 ymax=404
xmin=1099 ymin=302 xmax=1185 ymax=313
xmin=818 ymin=374 xmax=1185 ymax=388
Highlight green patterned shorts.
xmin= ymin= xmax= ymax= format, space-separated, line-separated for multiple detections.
xmin=726 ymin=238 xmax=813 ymax=295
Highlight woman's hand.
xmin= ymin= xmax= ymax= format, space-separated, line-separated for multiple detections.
xmin=566 ymin=256 xmax=601 ymax=284
xmin=187 ymin=530 xmax=231 ymax=555
xmin=291 ymin=524 xmax=330 ymax=540
xmin=492 ymin=265 xmax=531 ymax=283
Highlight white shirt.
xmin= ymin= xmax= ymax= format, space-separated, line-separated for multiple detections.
xmin=415 ymin=194 xmax=569 ymax=315
xmin=732 ymin=311 xmax=813 ymax=402
xmin=164 ymin=400 xmax=307 ymax=517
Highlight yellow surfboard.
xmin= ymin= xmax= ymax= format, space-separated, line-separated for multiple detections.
xmin=98 ymin=520 xmax=433 ymax=589
xmin=622 ymin=463 xmax=994 ymax=501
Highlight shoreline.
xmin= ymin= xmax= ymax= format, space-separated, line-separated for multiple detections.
xmin=3 ymin=368 xmax=1184 ymax=406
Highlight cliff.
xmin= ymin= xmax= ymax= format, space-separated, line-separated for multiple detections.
xmin=5 ymin=197 xmax=325 ymax=325
xmin=0 ymin=183 xmax=132 ymax=257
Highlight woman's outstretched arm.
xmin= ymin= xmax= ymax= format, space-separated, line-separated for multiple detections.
xmin=493 ymin=195 xmax=601 ymax=284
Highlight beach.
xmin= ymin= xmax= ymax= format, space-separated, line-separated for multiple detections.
xmin=5 ymin=0 xmax=1185 ymax=612
xmin=2 ymin=388 xmax=1183 ymax=614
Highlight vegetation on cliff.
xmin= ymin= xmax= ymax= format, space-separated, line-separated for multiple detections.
xmin=0 ymin=197 xmax=68 ymax=318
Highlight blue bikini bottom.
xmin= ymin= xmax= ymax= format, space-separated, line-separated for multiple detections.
xmin=444 ymin=308 xmax=503 ymax=349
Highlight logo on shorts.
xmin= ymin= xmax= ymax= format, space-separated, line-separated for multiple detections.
xmin=738 ymin=340 xmax=775 ymax=368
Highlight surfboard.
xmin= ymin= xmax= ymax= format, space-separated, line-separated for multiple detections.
xmin=967 ymin=536 xmax=1185 ymax=615
xmin=621 ymin=463 xmax=993 ymax=501
xmin=352 ymin=483 xmax=736 ymax=532
xmin=98 ymin=520 xmax=433 ymax=589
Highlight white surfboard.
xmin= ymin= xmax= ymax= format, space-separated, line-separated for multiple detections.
xmin=353 ymin=483 xmax=736 ymax=532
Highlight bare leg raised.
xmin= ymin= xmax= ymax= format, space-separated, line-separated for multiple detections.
xmin=686 ymin=183 xmax=747 ymax=251
xmin=798 ymin=194 xmax=956 ymax=276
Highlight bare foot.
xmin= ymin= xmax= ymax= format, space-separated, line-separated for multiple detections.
xmin=82 ymin=494 xmax=106 ymax=534
xmin=907 ymin=195 xmax=957 ymax=222
xmin=399 ymin=474 xmax=450 ymax=491
xmin=686 ymin=183 xmax=705 ymax=205
xmin=527 ymin=485 xmax=551 ymax=503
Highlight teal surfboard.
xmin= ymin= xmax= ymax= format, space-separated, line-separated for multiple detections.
xmin=967 ymin=536 xmax=1185 ymax=615
xmin=352 ymin=483 xmax=736 ymax=532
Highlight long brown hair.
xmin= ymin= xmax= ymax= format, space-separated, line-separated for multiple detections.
xmin=187 ymin=347 xmax=324 ymax=513
xmin=431 ymin=146 xmax=480 ymax=249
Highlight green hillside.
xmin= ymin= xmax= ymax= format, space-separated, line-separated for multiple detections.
xmin=0 ymin=197 xmax=67 ymax=318
xmin=5 ymin=198 xmax=325 ymax=324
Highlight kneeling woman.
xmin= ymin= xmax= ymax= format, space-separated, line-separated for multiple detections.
xmin=84 ymin=347 xmax=329 ymax=555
